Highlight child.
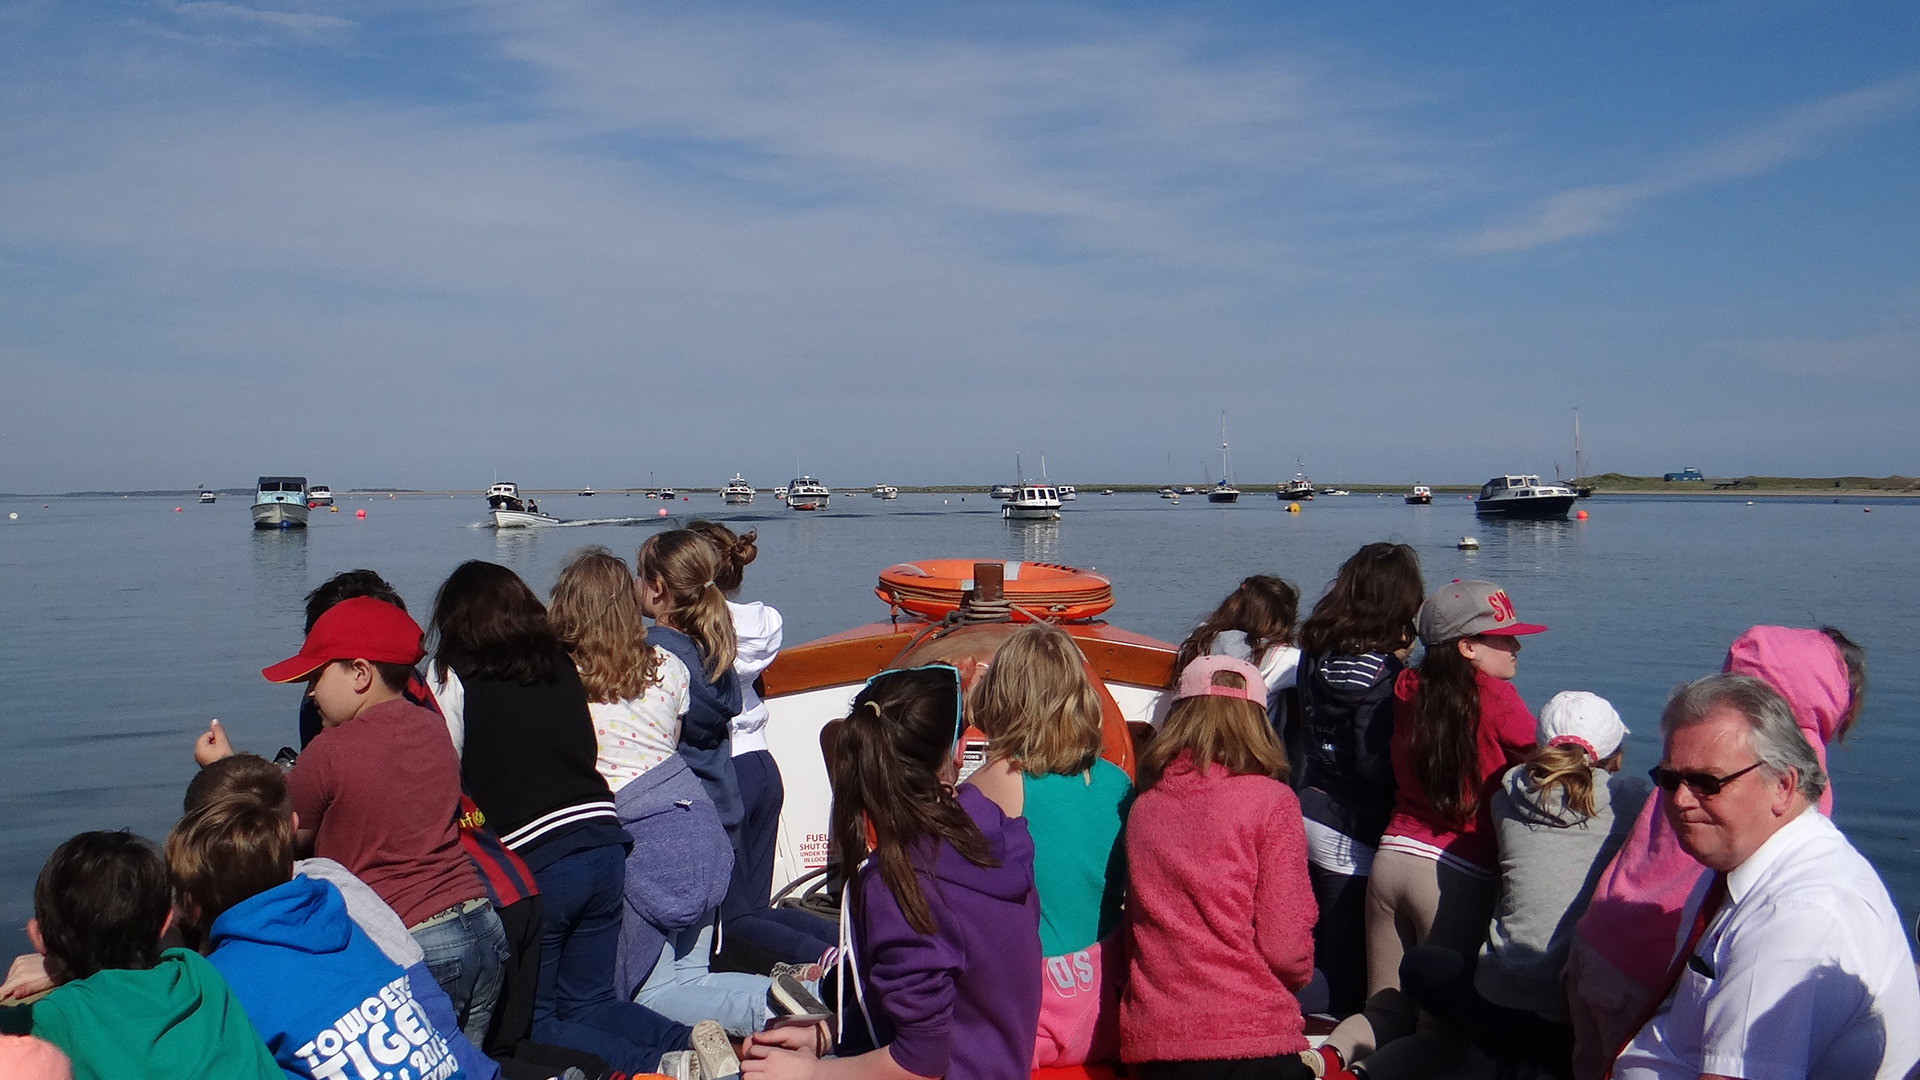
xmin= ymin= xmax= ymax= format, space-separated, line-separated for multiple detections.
xmin=1400 ymin=691 xmax=1647 ymax=1077
xmin=167 ymin=796 xmax=477 ymax=1080
xmin=428 ymin=561 xmax=716 ymax=1076
xmin=686 ymin=521 xmax=838 ymax=975
xmin=967 ymin=623 xmax=1132 ymax=1068
xmin=257 ymin=596 xmax=506 ymax=1047
xmin=742 ymin=664 xmax=1042 ymax=1080
xmin=1294 ymin=542 xmax=1425 ymax=1017
xmin=1316 ymin=580 xmax=1541 ymax=1079
xmin=1169 ymin=575 xmax=1303 ymax=762
xmin=1120 ymin=656 xmax=1315 ymax=1080
xmin=0 ymin=831 xmax=280 ymax=1080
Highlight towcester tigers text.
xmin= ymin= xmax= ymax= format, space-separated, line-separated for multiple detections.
xmin=293 ymin=975 xmax=461 ymax=1080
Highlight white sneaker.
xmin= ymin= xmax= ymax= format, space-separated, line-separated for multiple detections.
xmin=656 ymin=1050 xmax=699 ymax=1080
xmin=690 ymin=1019 xmax=741 ymax=1080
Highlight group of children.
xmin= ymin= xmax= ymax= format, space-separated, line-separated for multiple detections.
xmin=0 ymin=533 xmax=1869 ymax=1080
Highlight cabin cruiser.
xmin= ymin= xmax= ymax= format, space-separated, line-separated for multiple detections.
xmin=578 ymin=485 xmax=595 ymax=497
xmin=1405 ymin=485 xmax=1433 ymax=505
xmin=1057 ymin=485 xmax=1077 ymax=501
xmin=1474 ymin=474 xmax=1579 ymax=519
xmin=723 ymin=475 xmax=755 ymax=505
xmin=307 ymin=485 xmax=334 ymax=508
xmin=1278 ymin=473 xmax=1315 ymax=501
xmin=1002 ymin=483 xmax=1062 ymax=521
xmin=198 ymin=490 xmax=216 ymax=504
xmin=657 ymin=487 xmax=678 ymax=500
xmin=486 ymin=482 xmax=560 ymax=528
xmin=252 ymin=477 xmax=310 ymax=529
xmin=988 ymin=484 xmax=1016 ymax=500
xmin=1207 ymin=479 xmax=1240 ymax=504
xmin=1157 ymin=486 xmax=1179 ymax=499
xmin=871 ymin=484 xmax=899 ymax=500
xmin=785 ymin=476 xmax=830 ymax=510
xmin=1323 ymin=488 xmax=1351 ymax=497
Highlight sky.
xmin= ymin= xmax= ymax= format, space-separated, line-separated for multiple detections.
xmin=1 ymin=0 xmax=1916 ymax=491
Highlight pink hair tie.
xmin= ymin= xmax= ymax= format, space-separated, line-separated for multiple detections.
xmin=1547 ymin=734 xmax=1597 ymax=760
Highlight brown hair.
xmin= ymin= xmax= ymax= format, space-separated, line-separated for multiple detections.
xmin=637 ymin=530 xmax=737 ymax=679
xmin=972 ymin=624 xmax=1104 ymax=777
xmin=1520 ymin=744 xmax=1622 ymax=819
xmin=33 ymin=831 xmax=173 ymax=982
xmin=184 ymin=754 xmax=291 ymax=817
xmin=166 ymin=796 xmax=296 ymax=936
xmin=830 ymin=666 xmax=992 ymax=936
xmin=1299 ymin=542 xmax=1425 ymax=657
xmin=1136 ymin=669 xmax=1288 ymax=791
xmin=430 ymin=560 xmax=567 ymax=684
xmin=1406 ymin=638 xmax=1482 ymax=825
xmin=1821 ymin=625 xmax=1866 ymax=742
xmin=686 ymin=520 xmax=759 ymax=594
xmin=1172 ymin=575 xmax=1300 ymax=678
xmin=549 ymin=547 xmax=660 ymax=703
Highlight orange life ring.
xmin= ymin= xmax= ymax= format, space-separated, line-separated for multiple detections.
xmin=876 ymin=560 xmax=1114 ymax=623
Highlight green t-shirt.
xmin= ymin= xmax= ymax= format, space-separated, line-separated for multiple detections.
xmin=1 ymin=948 xmax=279 ymax=1080
xmin=1023 ymin=758 xmax=1134 ymax=957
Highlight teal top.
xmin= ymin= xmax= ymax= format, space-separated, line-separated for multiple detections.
xmin=1023 ymin=758 xmax=1134 ymax=957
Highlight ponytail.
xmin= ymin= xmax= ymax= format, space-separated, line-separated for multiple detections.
xmin=1520 ymin=743 xmax=1613 ymax=818
xmin=637 ymin=530 xmax=739 ymax=680
xmin=686 ymin=520 xmax=759 ymax=594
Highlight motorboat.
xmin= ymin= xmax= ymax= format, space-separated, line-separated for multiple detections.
xmin=658 ymin=487 xmax=678 ymax=500
xmin=723 ymin=475 xmax=755 ymax=505
xmin=487 ymin=482 xmax=560 ymax=528
xmin=307 ymin=485 xmax=334 ymax=508
xmin=871 ymin=484 xmax=899 ymax=500
xmin=1002 ymin=483 xmax=1062 ymax=521
xmin=786 ymin=476 xmax=830 ymax=511
xmin=1157 ymin=486 xmax=1179 ymax=499
xmin=988 ymin=484 xmax=1016 ymax=500
xmin=1324 ymin=489 xmax=1351 ymax=497
xmin=1179 ymin=486 xmax=1198 ymax=496
xmin=1474 ymin=474 xmax=1579 ymax=519
xmin=760 ymin=559 xmax=1171 ymax=896
xmin=1405 ymin=485 xmax=1433 ymax=505
xmin=252 ymin=477 xmax=311 ymax=529
xmin=1057 ymin=485 xmax=1077 ymax=501
xmin=579 ymin=485 xmax=596 ymax=497
xmin=198 ymin=490 xmax=216 ymax=504
xmin=1278 ymin=471 xmax=1315 ymax=501
xmin=1102 ymin=489 xmax=1115 ymax=496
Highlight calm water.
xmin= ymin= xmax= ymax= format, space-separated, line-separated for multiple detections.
xmin=3 ymin=490 xmax=1916 ymax=949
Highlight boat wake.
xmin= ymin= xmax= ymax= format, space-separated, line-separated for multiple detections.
xmin=469 ymin=516 xmax=674 ymax=530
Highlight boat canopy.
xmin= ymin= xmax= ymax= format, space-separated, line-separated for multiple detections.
xmin=256 ymin=476 xmax=307 ymax=491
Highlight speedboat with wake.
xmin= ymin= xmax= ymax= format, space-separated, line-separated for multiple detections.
xmin=487 ymin=483 xmax=560 ymax=527
xmin=1474 ymin=474 xmax=1579 ymax=519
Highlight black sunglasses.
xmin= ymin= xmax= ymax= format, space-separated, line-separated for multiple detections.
xmin=1648 ymin=761 xmax=1764 ymax=797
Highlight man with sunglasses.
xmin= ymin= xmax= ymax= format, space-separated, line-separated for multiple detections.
xmin=1614 ymin=674 xmax=1918 ymax=1080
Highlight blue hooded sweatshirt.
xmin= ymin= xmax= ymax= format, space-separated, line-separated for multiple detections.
xmin=207 ymin=875 xmax=469 ymax=1080
xmin=648 ymin=625 xmax=745 ymax=851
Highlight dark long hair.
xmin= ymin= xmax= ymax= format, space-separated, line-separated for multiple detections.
xmin=829 ymin=667 xmax=993 ymax=936
xmin=1299 ymin=542 xmax=1424 ymax=657
xmin=1821 ymin=625 xmax=1866 ymax=742
xmin=429 ymin=560 xmax=566 ymax=684
xmin=1407 ymin=638 xmax=1482 ymax=825
xmin=1171 ymin=575 xmax=1299 ymax=678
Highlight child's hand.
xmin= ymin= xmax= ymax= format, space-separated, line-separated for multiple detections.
xmin=740 ymin=1046 xmax=819 ymax=1080
xmin=742 ymin=1023 xmax=824 ymax=1059
xmin=0 ymin=953 xmax=51 ymax=1001
xmin=193 ymin=719 xmax=236 ymax=767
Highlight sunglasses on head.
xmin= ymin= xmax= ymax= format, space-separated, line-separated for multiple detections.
xmin=1648 ymin=761 xmax=1764 ymax=797
xmin=860 ymin=663 xmax=965 ymax=749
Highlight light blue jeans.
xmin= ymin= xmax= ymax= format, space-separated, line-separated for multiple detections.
xmin=634 ymin=912 xmax=775 ymax=1037
xmin=410 ymin=899 xmax=510 ymax=1047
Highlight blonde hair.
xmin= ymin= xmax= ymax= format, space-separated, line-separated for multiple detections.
xmin=1521 ymin=743 xmax=1622 ymax=819
xmin=1136 ymin=669 xmax=1287 ymax=791
xmin=550 ymin=547 xmax=660 ymax=703
xmin=637 ymin=530 xmax=737 ymax=679
xmin=971 ymin=624 xmax=1104 ymax=778
xmin=686 ymin=520 xmax=759 ymax=594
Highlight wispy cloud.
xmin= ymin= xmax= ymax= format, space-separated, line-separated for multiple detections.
xmin=1462 ymin=76 xmax=1920 ymax=254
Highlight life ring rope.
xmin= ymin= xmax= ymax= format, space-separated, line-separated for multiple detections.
xmin=875 ymin=560 xmax=1114 ymax=624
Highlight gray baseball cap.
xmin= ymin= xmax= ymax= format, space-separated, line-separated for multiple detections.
xmin=1416 ymin=579 xmax=1548 ymax=645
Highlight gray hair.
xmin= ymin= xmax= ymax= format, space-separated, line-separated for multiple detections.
xmin=1661 ymin=673 xmax=1828 ymax=802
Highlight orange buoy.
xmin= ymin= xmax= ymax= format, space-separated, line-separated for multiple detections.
xmin=1576 ymin=509 xmax=1588 ymax=520
xmin=876 ymin=560 xmax=1114 ymax=622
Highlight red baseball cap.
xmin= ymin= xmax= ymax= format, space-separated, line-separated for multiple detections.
xmin=261 ymin=596 xmax=425 ymax=683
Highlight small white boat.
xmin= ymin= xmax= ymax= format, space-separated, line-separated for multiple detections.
xmin=1158 ymin=486 xmax=1179 ymax=499
xmin=1475 ymin=474 xmax=1578 ymax=519
xmin=198 ymin=490 xmax=217 ymax=504
xmin=988 ymin=484 xmax=1016 ymax=500
xmin=657 ymin=487 xmax=678 ymax=500
xmin=773 ymin=486 xmax=788 ymax=501
xmin=871 ymin=484 xmax=899 ymax=500
xmin=1057 ymin=485 xmax=1077 ymax=501
xmin=724 ymin=475 xmax=755 ymax=505
xmin=487 ymin=482 xmax=560 ymax=527
xmin=307 ymin=485 xmax=335 ymax=507
xmin=786 ymin=476 xmax=830 ymax=511
xmin=578 ymin=485 xmax=596 ymax=497
xmin=1324 ymin=488 xmax=1351 ymax=497
xmin=1102 ymin=489 xmax=1115 ymax=496
xmin=253 ymin=477 xmax=310 ymax=529
xmin=1003 ymin=484 xmax=1062 ymax=521
xmin=1406 ymin=485 xmax=1433 ymax=505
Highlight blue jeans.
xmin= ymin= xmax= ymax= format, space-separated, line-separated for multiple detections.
xmin=718 ymin=750 xmax=837 ymax=967
xmin=636 ymin=910 xmax=774 ymax=1036
xmin=532 ymin=843 xmax=694 ymax=1072
xmin=410 ymin=899 xmax=510 ymax=1047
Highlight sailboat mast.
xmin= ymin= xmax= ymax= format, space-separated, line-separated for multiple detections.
xmin=1220 ymin=412 xmax=1231 ymax=480
xmin=1573 ymin=408 xmax=1584 ymax=481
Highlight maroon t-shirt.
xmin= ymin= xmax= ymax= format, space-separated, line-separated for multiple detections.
xmin=288 ymin=697 xmax=484 ymax=926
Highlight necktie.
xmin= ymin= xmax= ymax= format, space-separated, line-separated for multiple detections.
xmin=1601 ymin=871 xmax=1729 ymax=1080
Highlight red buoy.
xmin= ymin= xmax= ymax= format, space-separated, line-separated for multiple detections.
xmin=355 ymin=508 xmax=367 ymax=519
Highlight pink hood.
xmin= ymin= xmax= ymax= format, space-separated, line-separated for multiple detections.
xmin=1574 ymin=625 xmax=1852 ymax=989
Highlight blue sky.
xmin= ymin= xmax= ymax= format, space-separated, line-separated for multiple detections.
xmin=1 ymin=0 xmax=1915 ymax=490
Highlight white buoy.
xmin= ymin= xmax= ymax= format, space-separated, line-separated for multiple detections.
xmin=7 ymin=512 xmax=16 ymax=520
xmin=1747 ymin=501 xmax=1754 ymax=506
xmin=1458 ymin=536 xmax=1480 ymax=550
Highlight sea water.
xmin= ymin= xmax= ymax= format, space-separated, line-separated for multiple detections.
xmin=2 ymin=491 xmax=1916 ymax=950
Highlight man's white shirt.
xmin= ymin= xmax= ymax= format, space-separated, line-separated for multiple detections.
xmin=1616 ymin=807 xmax=1920 ymax=1080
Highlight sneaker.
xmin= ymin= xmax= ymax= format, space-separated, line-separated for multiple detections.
xmin=768 ymin=960 xmax=826 ymax=983
xmin=690 ymin=1019 xmax=740 ymax=1080
xmin=767 ymin=971 xmax=833 ymax=1022
xmin=656 ymin=1050 xmax=699 ymax=1080
xmin=1300 ymin=1046 xmax=1358 ymax=1080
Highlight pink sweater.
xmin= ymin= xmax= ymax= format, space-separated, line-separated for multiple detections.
xmin=1121 ymin=752 xmax=1315 ymax=1064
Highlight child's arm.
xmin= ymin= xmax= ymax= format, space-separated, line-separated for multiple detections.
xmin=741 ymin=1026 xmax=930 ymax=1080
xmin=192 ymin=719 xmax=236 ymax=767
xmin=1252 ymin=793 xmax=1316 ymax=992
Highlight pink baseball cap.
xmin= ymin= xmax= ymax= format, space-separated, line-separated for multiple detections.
xmin=1172 ymin=655 xmax=1268 ymax=704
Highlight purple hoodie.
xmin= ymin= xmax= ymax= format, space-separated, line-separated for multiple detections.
xmin=1574 ymin=626 xmax=1851 ymax=989
xmin=853 ymin=785 xmax=1041 ymax=1080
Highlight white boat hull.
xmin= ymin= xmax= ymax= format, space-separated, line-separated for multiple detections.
xmin=251 ymin=502 xmax=309 ymax=529
xmin=724 ymin=492 xmax=754 ymax=505
xmin=492 ymin=509 xmax=562 ymax=528
xmin=1002 ymin=504 xmax=1061 ymax=520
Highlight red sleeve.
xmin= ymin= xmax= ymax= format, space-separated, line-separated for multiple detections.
xmin=1483 ymin=677 xmax=1538 ymax=765
xmin=1252 ymin=788 xmax=1316 ymax=992
xmin=285 ymin=734 xmax=333 ymax=833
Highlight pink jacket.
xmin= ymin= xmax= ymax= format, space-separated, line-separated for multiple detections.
xmin=1573 ymin=626 xmax=1850 ymax=989
xmin=1121 ymin=752 xmax=1315 ymax=1063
